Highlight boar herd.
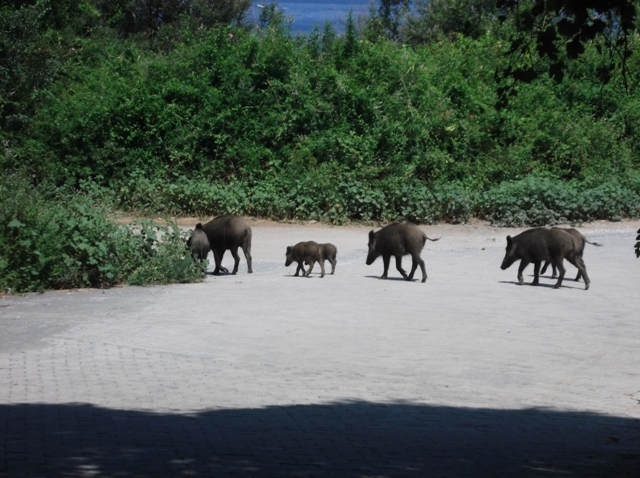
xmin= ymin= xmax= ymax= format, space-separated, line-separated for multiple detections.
xmin=188 ymin=215 xmax=602 ymax=290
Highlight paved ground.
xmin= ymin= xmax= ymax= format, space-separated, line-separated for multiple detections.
xmin=1 ymin=220 xmax=640 ymax=477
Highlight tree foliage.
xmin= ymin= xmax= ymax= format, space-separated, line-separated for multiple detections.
xmin=495 ymin=0 xmax=638 ymax=107
xmin=0 ymin=0 xmax=639 ymax=227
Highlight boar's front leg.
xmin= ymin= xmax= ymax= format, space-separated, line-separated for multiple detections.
xmin=380 ymin=255 xmax=391 ymax=279
xmin=305 ymin=260 xmax=315 ymax=277
xmin=517 ymin=260 xmax=529 ymax=285
xmin=532 ymin=261 xmax=541 ymax=286
xmin=395 ymin=255 xmax=408 ymax=279
xmin=294 ymin=262 xmax=304 ymax=277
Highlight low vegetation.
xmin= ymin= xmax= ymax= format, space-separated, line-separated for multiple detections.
xmin=0 ymin=174 xmax=205 ymax=293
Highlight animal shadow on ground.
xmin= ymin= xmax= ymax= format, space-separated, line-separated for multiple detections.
xmin=499 ymin=280 xmax=582 ymax=289
xmin=364 ymin=275 xmax=418 ymax=281
xmin=1 ymin=402 xmax=638 ymax=477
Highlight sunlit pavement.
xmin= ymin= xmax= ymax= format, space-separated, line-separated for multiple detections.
xmin=2 ymin=222 xmax=639 ymax=477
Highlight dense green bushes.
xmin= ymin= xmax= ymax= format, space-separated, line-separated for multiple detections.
xmin=0 ymin=175 xmax=205 ymax=293
xmin=5 ymin=22 xmax=639 ymax=192
xmin=72 ymin=173 xmax=640 ymax=227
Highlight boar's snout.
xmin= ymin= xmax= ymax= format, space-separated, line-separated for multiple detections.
xmin=284 ymin=246 xmax=293 ymax=266
xmin=500 ymin=235 xmax=515 ymax=269
xmin=365 ymin=251 xmax=376 ymax=265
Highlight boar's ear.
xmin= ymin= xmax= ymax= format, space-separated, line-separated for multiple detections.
xmin=286 ymin=246 xmax=292 ymax=253
xmin=368 ymin=230 xmax=375 ymax=241
xmin=506 ymin=235 xmax=512 ymax=246
xmin=195 ymin=223 xmax=203 ymax=230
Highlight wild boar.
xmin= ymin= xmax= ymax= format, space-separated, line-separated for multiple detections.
xmin=186 ymin=223 xmax=210 ymax=262
xmin=540 ymin=227 xmax=602 ymax=281
xmin=200 ymin=215 xmax=252 ymax=275
xmin=366 ymin=222 xmax=440 ymax=283
xmin=318 ymin=243 xmax=337 ymax=274
xmin=500 ymin=227 xmax=590 ymax=290
xmin=285 ymin=241 xmax=325 ymax=277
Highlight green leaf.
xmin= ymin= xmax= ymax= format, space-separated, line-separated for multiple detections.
xmin=8 ymin=219 xmax=25 ymax=228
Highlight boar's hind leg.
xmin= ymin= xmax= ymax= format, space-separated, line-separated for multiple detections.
xmin=328 ymin=258 xmax=336 ymax=274
xmin=568 ymin=256 xmax=590 ymax=290
xmin=553 ymin=258 xmax=566 ymax=289
xmin=319 ymin=259 xmax=325 ymax=278
xmin=395 ymin=256 xmax=408 ymax=279
xmin=420 ymin=258 xmax=427 ymax=283
xmin=409 ymin=255 xmax=427 ymax=283
xmin=230 ymin=247 xmax=241 ymax=275
xmin=242 ymin=239 xmax=253 ymax=274
xmin=517 ymin=260 xmax=529 ymax=285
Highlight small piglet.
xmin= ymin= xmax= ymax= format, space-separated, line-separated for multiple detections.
xmin=285 ymin=241 xmax=325 ymax=277
xmin=500 ymin=227 xmax=590 ymax=290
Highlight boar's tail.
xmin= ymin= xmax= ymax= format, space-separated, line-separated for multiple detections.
xmin=426 ymin=236 xmax=441 ymax=242
xmin=586 ymin=239 xmax=603 ymax=247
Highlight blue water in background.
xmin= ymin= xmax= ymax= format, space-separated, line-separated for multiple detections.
xmin=252 ymin=0 xmax=373 ymax=33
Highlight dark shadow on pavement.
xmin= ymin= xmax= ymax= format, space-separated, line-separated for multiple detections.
xmin=497 ymin=280 xmax=583 ymax=289
xmin=1 ymin=402 xmax=639 ymax=477
xmin=364 ymin=275 xmax=413 ymax=281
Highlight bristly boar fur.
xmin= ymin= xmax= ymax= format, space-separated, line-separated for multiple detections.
xmin=500 ymin=227 xmax=590 ymax=290
xmin=318 ymin=243 xmax=337 ymax=275
xmin=285 ymin=241 xmax=325 ymax=277
xmin=187 ymin=223 xmax=210 ymax=262
xmin=540 ymin=227 xmax=602 ymax=281
xmin=200 ymin=215 xmax=252 ymax=275
xmin=366 ymin=222 xmax=440 ymax=283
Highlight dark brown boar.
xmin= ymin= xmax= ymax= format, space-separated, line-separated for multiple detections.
xmin=318 ymin=243 xmax=337 ymax=274
xmin=540 ymin=227 xmax=602 ymax=281
xmin=500 ymin=227 xmax=590 ymax=290
xmin=366 ymin=222 xmax=440 ymax=283
xmin=285 ymin=241 xmax=325 ymax=277
xmin=186 ymin=223 xmax=210 ymax=262
xmin=200 ymin=215 xmax=252 ymax=275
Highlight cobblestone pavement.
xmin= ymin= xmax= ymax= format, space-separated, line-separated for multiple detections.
xmin=1 ymin=222 xmax=639 ymax=477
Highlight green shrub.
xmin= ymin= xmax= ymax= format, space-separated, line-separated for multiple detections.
xmin=117 ymin=220 xmax=207 ymax=286
xmin=476 ymin=176 xmax=640 ymax=226
xmin=0 ymin=175 xmax=204 ymax=293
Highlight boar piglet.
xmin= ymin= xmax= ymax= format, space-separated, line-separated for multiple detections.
xmin=201 ymin=215 xmax=252 ymax=275
xmin=500 ymin=227 xmax=590 ymax=290
xmin=540 ymin=227 xmax=602 ymax=281
xmin=187 ymin=223 xmax=210 ymax=262
xmin=366 ymin=222 xmax=440 ymax=283
xmin=318 ymin=243 xmax=337 ymax=274
xmin=285 ymin=241 xmax=325 ymax=277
